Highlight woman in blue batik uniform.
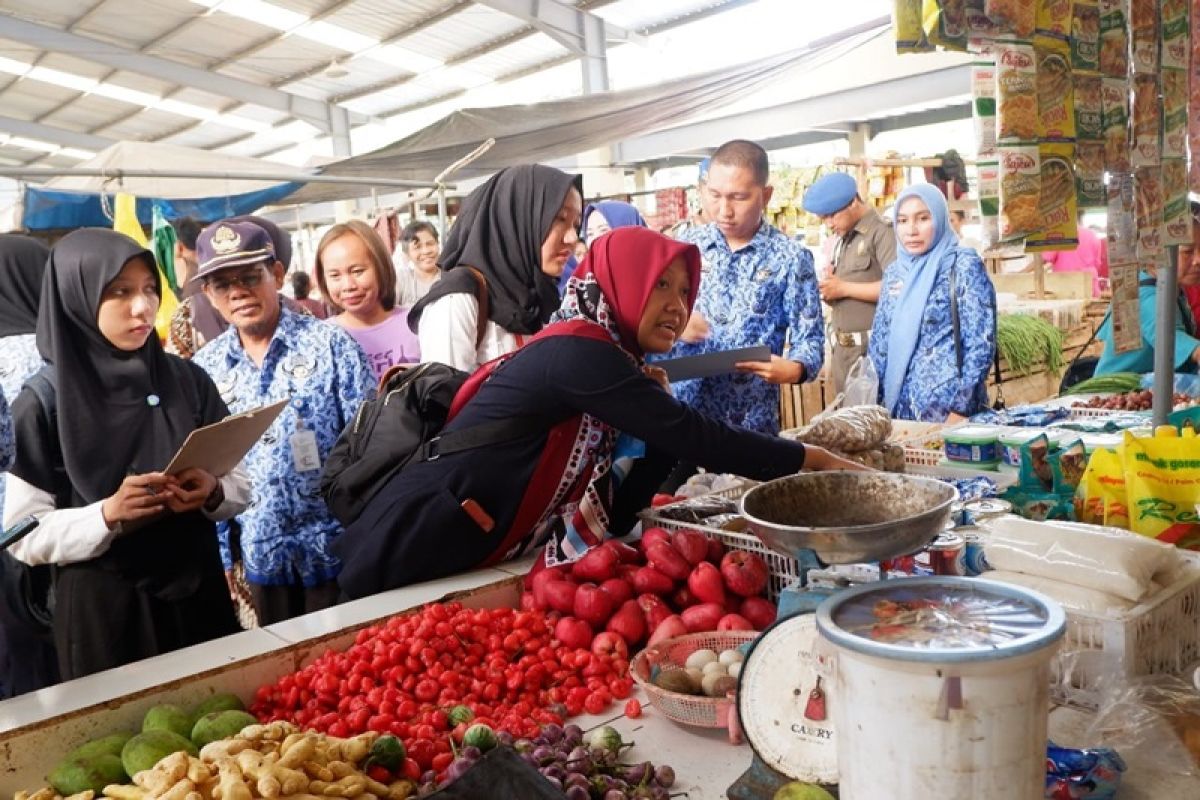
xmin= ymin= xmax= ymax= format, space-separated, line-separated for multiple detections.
xmin=868 ymin=184 xmax=996 ymax=423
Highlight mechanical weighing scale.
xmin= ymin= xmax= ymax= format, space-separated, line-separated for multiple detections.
xmin=725 ymin=472 xmax=957 ymax=799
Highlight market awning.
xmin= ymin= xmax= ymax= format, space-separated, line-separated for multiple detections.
xmin=284 ymin=20 xmax=894 ymax=204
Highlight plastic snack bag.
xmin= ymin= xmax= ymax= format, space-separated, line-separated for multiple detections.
xmin=1045 ymin=742 xmax=1126 ymax=799
xmin=1076 ymin=444 xmax=1130 ymax=528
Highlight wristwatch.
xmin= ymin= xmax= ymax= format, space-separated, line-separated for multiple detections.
xmin=204 ymin=482 xmax=225 ymax=513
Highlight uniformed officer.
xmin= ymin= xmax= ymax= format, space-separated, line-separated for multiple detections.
xmin=802 ymin=172 xmax=897 ymax=397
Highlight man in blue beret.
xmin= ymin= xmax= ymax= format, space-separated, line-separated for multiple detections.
xmin=802 ymin=172 xmax=895 ymax=397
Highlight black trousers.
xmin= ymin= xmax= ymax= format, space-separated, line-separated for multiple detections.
xmin=249 ymin=581 xmax=340 ymax=626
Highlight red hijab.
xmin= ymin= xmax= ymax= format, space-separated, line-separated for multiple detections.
xmin=560 ymin=226 xmax=701 ymax=357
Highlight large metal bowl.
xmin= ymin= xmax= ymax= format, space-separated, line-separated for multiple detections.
xmin=739 ymin=472 xmax=958 ymax=565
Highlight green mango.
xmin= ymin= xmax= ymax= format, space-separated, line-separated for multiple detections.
xmin=65 ymin=732 xmax=136 ymax=764
xmin=48 ymin=754 xmax=128 ymax=795
xmin=772 ymin=782 xmax=836 ymax=800
xmin=142 ymin=704 xmax=193 ymax=739
xmin=189 ymin=692 xmax=245 ymax=725
xmin=190 ymin=710 xmax=259 ymax=749
xmin=121 ymin=730 xmax=197 ymax=777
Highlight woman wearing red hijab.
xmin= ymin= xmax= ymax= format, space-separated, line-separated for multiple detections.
xmin=335 ymin=228 xmax=861 ymax=597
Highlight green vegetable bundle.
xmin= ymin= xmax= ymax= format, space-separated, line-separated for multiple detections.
xmin=1060 ymin=372 xmax=1143 ymax=397
xmin=997 ymin=314 xmax=1066 ymax=376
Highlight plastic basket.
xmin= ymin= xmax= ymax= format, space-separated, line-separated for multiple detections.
xmin=639 ymin=502 xmax=798 ymax=602
xmin=630 ymin=630 xmax=759 ymax=729
xmin=1050 ymin=552 xmax=1200 ymax=709
xmin=903 ymin=446 xmax=944 ymax=468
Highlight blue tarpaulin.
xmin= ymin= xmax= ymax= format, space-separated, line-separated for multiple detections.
xmin=20 ymin=182 xmax=303 ymax=230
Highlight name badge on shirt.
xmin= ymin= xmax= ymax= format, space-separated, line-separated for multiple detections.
xmin=290 ymin=427 xmax=321 ymax=472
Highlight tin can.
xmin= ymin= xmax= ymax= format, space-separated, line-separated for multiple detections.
xmin=961 ymin=498 xmax=1013 ymax=526
xmin=960 ymin=527 xmax=990 ymax=576
xmin=881 ymin=554 xmax=917 ymax=574
xmin=927 ymin=531 xmax=966 ymax=576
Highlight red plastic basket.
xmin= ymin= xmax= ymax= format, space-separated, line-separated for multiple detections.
xmin=630 ymin=631 xmax=759 ymax=729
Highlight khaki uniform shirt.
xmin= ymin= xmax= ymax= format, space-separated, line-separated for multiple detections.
xmin=829 ymin=208 xmax=896 ymax=332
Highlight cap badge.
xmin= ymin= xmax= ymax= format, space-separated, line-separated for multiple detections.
xmin=211 ymin=225 xmax=241 ymax=255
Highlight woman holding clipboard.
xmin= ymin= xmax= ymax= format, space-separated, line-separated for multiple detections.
xmin=3 ymin=230 xmax=248 ymax=681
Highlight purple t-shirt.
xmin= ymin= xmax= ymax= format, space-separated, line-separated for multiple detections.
xmin=338 ymin=308 xmax=421 ymax=380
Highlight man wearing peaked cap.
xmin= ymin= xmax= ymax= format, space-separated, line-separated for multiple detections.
xmin=190 ymin=218 xmax=374 ymax=626
xmin=803 ymin=172 xmax=896 ymax=397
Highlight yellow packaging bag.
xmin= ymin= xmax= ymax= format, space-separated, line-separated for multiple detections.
xmin=1077 ymin=444 xmax=1130 ymax=529
xmin=1122 ymin=428 xmax=1200 ymax=550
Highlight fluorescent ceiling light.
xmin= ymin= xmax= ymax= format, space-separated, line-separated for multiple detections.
xmin=0 ymin=56 xmax=30 ymax=76
xmin=195 ymin=0 xmax=306 ymax=31
xmin=27 ymin=66 xmax=97 ymax=93
xmin=58 ymin=147 xmax=97 ymax=160
xmin=92 ymin=83 xmax=160 ymax=106
xmin=300 ymin=20 xmax=374 ymax=52
xmin=7 ymin=137 xmax=60 ymax=153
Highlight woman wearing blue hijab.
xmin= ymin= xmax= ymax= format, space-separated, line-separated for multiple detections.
xmin=868 ymin=184 xmax=996 ymax=422
xmin=559 ymin=200 xmax=648 ymax=293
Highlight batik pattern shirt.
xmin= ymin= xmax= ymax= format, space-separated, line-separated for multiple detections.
xmin=665 ymin=222 xmax=824 ymax=434
xmin=0 ymin=390 xmax=12 ymax=476
xmin=193 ymin=308 xmax=373 ymax=586
xmin=0 ymin=334 xmax=42 ymax=513
xmin=869 ymin=248 xmax=997 ymax=422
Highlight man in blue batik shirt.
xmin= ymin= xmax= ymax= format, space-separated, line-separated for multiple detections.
xmin=667 ymin=140 xmax=825 ymax=441
xmin=192 ymin=220 xmax=373 ymax=625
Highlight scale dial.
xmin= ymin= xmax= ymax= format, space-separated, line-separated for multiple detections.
xmin=737 ymin=613 xmax=839 ymax=785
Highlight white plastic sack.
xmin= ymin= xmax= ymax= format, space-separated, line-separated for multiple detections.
xmin=979 ymin=516 xmax=1182 ymax=602
xmin=981 ymin=570 xmax=1135 ymax=616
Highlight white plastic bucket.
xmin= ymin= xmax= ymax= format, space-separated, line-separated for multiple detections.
xmin=816 ymin=577 xmax=1065 ymax=800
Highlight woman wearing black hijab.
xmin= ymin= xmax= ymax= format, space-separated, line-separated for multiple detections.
xmin=0 ymin=234 xmax=59 ymax=697
xmin=4 ymin=229 xmax=246 ymax=680
xmin=408 ymin=164 xmax=583 ymax=371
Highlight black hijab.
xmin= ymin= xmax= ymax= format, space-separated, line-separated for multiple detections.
xmin=409 ymin=164 xmax=583 ymax=336
xmin=0 ymin=234 xmax=49 ymax=337
xmin=33 ymin=229 xmax=196 ymax=503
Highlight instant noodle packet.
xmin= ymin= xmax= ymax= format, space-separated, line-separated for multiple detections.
xmin=1134 ymin=165 xmax=1164 ymax=261
xmin=1035 ymin=35 xmax=1075 ymax=140
xmin=1027 ymin=142 xmax=1079 ymax=251
xmin=1098 ymin=0 xmax=1129 ymax=77
xmin=1161 ymin=67 xmax=1187 ymax=159
xmin=1128 ymin=0 xmax=1158 ymax=74
xmin=999 ymin=144 xmax=1042 ymax=240
xmin=996 ymin=39 xmax=1040 ymax=141
xmin=987 ymin=0 xmax=1037 ymax=36
xmin=1160 ymin=0 xmax=1189 ymax=69
xmin=1071 ymin=0 xmax=1101 ymax=70
xmin=1075 ymin=141 xmax=1105 ymax=207
xmin=1130 ymin=74 xmax=1160 ymax=167
xmin=1073 ymin=71 xmax=1102 ymax=140
xmin=1036 ymin=0 xmax=1073 ymax=36
xmin=1101 ymin=78 xmax=1130 ymax=172
xmin=1162 ymin=159 xmax=1190 ymax=246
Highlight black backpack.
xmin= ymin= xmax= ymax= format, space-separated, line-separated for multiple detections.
xmin=320 ymin=360 xmax=547 ymax=526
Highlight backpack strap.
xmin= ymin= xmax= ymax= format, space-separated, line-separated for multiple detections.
xmin=25 ymin=367 xmax=72 ymax=508
xmin=465 ymin=267 xmax=489 ymax=349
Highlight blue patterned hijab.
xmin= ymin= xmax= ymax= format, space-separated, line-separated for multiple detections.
xmin=883 ymin=184 xmax=959 ymax=413
xmin=582 ymin=201 xmax=646 ymax=243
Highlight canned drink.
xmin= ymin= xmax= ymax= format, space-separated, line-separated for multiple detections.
xmin=960 ymin=527 xmax=990 ymax=576
xmin=927 ymin=531 xmax=966 ymax=576
xmin=880 ymin=554 xmax=917 ymax=574
xmin=961 ymin=498 xmax=1013 ymax=526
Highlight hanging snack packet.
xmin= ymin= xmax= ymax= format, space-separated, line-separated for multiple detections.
xmin=1073 ymin=71 xmax=1102 ymax=141
xmin=1098 ymin=0 xmax=1129 ymax=77
xmin=1129 ymin=74 xmax=1160 ymax=167
xmin=1053 ymin=438 xmax=1088 ymax=494
xmin=977 ymin=161 xmax=1001 ymax=249
xmin=922 ymin=0 xmax=968 ymax=50
xmin=966 ymin=0 xmax=1005 ymax=45
xmin=1122 ymin=428 xmax=1200 ymax=550
xmin=1036 ymin=0 xmax=1073 ymax=36
xmin=1106 ymin=172 xmax=1136 ymax=263
xmin=1191 ymin=4 xmax=1200 ymax=193
xmin=972 ymin=58 xmax=998 ymax=160
xmin=1160 ymin=0 xmax=1189 ymax=68
xmin=1035 ymin=36 xmax=1075 ymax=140
xmin=1162 ymin=160 xmax=1190 ymax=247
xmin=1071 ymin=0 xmax=1101 ymax=70
xmin=1075 ymin=141 xmax=1105 ymax=208
xmin=998 ymin=145 xmax=1042 ymax=240
xmin=1128 ymin=0 xmax=1158 ymax=74
xmin=895 ymin=0 xmax=934 ymax=52
xmin=1027 ymin=142 xmax=1079 ymax=251
xmin=995 ymin=40 xmax=1040 ymax=141
xmin=1100 ymin=78 xmax=1130 ymax=172
xmin=1160 ymin=68 xmax=1188 ymax=159
xmin=1134 ymin=166 xmax=1164 ymax=262
xmin=987 ymin=0 xmax=1037 ymax=36
xmin=1020 ymin=433 xmax=1054 ymax=491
